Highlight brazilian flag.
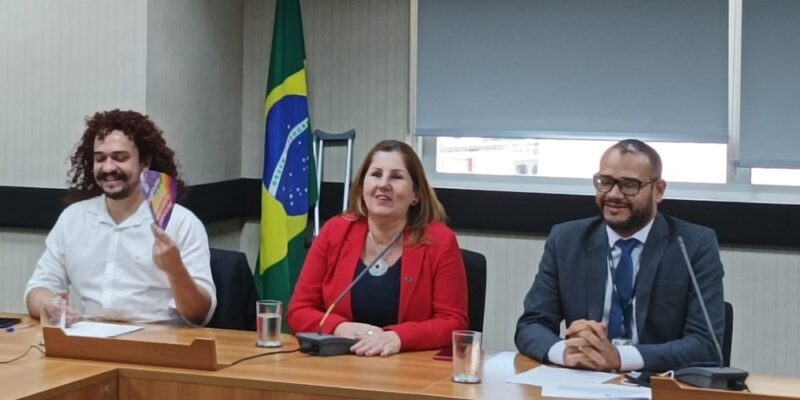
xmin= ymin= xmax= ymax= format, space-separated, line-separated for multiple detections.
xmin=255 ymin=0 xmax=317 ymax=314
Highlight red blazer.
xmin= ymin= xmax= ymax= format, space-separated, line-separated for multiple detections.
xmin=287 ymin=215 xmax=468 ymax=351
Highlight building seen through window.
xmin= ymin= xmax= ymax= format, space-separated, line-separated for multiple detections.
xmin=435 ymin=137 xmax=731 ymax=185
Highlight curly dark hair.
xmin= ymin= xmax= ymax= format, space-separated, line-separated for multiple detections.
xmin=65 ymin=109 xmax=186 ymax=204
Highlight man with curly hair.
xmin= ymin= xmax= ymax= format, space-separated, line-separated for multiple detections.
xmin=25 ymin=109 xmax=216 ymax=325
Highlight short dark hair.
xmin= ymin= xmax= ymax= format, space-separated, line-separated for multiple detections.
xmin=66 ymin=109 xmax=186 ymax=204
xmin=609 ymin=139 xmax=663 ymax=179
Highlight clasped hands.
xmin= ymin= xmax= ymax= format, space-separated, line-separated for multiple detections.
xmin=333 ymin=322 xmax=401 ymax=357
xmin=563 ymin=319 xmax=621 ymax=371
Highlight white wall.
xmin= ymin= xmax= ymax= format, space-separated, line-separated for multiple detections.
xmin=0 ymin=0 xmax=148 ymax=188
xmin=0 ymin=0 xmax=243 ymax=189
xmin=241 ymin=0 xmax=410 ymax=182
xmin=721 ymin=246 xmax=800 ymax=375
xmin=147 ymin=0 xmax=244 ymax=185
xmin=236 ymin=0 xmax=410 ymax=269
xmin=241 ymin=0 xmax=275 ymax=181
xmin=0 ymin=0 xmax=243 ymax=311
xmin=0 ymin=229 xmax=47 ymax=313
xmin=0 ymin=0 xmax=147 ymax=314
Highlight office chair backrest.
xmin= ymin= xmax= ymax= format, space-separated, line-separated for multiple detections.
xmin=723 ymin=301 xmax=733 ymax=367
xmin=461 ymin=249 xmax=487 ymax=332
xmin=207 ymin=248 xmax=258 ymax=331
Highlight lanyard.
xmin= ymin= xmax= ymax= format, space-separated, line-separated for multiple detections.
xmin=607 ymin=247 xmax=635 ymax=337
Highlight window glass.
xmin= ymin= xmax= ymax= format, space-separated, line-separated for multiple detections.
xmin=751 ymin=168 xmax=800 ymax=187
xmin=435 ymin=137 xmax=727 ymax=184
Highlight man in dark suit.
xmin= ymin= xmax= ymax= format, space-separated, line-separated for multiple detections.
xmin=515 ymin=139 xmax=725 ymax=372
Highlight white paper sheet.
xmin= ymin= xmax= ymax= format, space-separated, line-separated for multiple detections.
xmin=506 ymin=365 xmax=619 ymax=386
xmin=483 ymin=351 xmax=519 ymax=366
xmin=64 ymin=321 xmax=144 ymax=338
xmin=540 ymin=383 xmax=651 ymax=399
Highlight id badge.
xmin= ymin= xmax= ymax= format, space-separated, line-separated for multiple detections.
xmin=612 ymin=338 xmax=634 ymax=346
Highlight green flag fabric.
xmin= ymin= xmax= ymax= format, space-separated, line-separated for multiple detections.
xmin=255 ymin=0 xmax=317 ymax=314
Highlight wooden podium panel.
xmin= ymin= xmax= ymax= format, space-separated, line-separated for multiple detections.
xmin=43 ymin=327 xmax=219 ymax=371
xmin=4 ymin=314 xmax=800 ymax=400
xmin=97 ymin=322 xmax=284 ymax=366
xmin=41 ymin=323 xmax=285 ymax=370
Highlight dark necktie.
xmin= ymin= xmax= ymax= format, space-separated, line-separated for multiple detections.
xmin=608 ymin=238 xmax=639 ymax=340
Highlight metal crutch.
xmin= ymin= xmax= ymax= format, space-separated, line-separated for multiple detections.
xmin=312 ymin=129 xmax=356 ymax=237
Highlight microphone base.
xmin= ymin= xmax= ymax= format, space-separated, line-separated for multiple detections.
xmin=674 ymin=366 xmax=749 ymax=391
xmin=295 ymin=332 xmax=357 ymax=356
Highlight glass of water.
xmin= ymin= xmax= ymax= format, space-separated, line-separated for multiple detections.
xmin=452 ymin=330 xmax=482 ymax=383
xmin=256 ymin=299 xmax=282 ymax=347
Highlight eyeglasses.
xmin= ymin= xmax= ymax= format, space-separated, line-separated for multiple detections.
xmin=593 ymin=174 xmax=658 ymax=196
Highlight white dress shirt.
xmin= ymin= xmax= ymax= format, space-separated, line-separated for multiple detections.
xmin=25 ymin=195 xmax=217 ymax=325
xmin=547 ymin=219 xmax=654 ymax=371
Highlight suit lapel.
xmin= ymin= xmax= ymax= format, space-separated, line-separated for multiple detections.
xmin=397 ymin=231 xmax=422 ymax=322
xmin=336 ymin=221 xmax=367 ymax=318
xmin=635 ymin=213 xmax=668 ymax=337
xmin=586 ymin=226 xmax=609 ymax=322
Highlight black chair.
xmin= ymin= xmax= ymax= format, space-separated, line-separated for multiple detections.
xmin=461 ymin=249 xmax=487 ymax=332
xmin=723 ymin=301 xmax=733 ymax=367
xmin=207 ymin=248 xmax=258 ymax=331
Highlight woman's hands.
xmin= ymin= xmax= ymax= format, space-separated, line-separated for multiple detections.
xmin=333 ymin=322 xmax=402 ymax=356
xmin=350 ymin=330 xmax=401 ymax=357
xmin=333 ymin=321 xmax=383 ymax=338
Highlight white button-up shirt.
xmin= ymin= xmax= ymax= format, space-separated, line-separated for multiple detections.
xmin=25 ymin=196 xmax=216 ymax=325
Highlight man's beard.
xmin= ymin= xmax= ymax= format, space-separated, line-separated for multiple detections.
xmin=96 ymin=171 xmax=133 ymax=200
xmin=599 ymin=193 xmax=655 ymax=234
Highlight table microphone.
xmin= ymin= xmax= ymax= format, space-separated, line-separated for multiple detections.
xmin=673 ymin=236 xmax=749 ymax=390
xmin=295 ymin=232 xmax=402 ymax=356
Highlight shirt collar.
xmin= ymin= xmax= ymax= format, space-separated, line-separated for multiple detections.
xmin=86 ymin=195 xmax=151 ymax=227
xmin=606 ymin=217 xmax=655 ymax=249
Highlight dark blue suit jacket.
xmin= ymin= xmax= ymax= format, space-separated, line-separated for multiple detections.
xmin=515 ymin=213 xmax=725 ymax=372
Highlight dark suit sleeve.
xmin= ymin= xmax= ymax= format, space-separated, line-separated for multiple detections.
xmin=514 ymin=227 xmax=565 ymax=362
xmin=636 ymin=228 xmax=725 ymax=371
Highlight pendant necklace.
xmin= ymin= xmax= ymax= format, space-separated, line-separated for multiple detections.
xmin=367 ymin=232 xmax=396 ymax=277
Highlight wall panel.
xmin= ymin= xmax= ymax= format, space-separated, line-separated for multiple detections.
xmin=0 ymin=229 xmax=46 ymax=313
xmin=241 ymin=0 xmax=409 ymax=182
xmin=146 ymin=0 xmax=244 ymax=185
xmin=0 ymin=0 xmax=148 ymax=188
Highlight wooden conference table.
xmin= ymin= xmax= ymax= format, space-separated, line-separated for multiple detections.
xmin=1 ymin=314 xmax=799 ymax=400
